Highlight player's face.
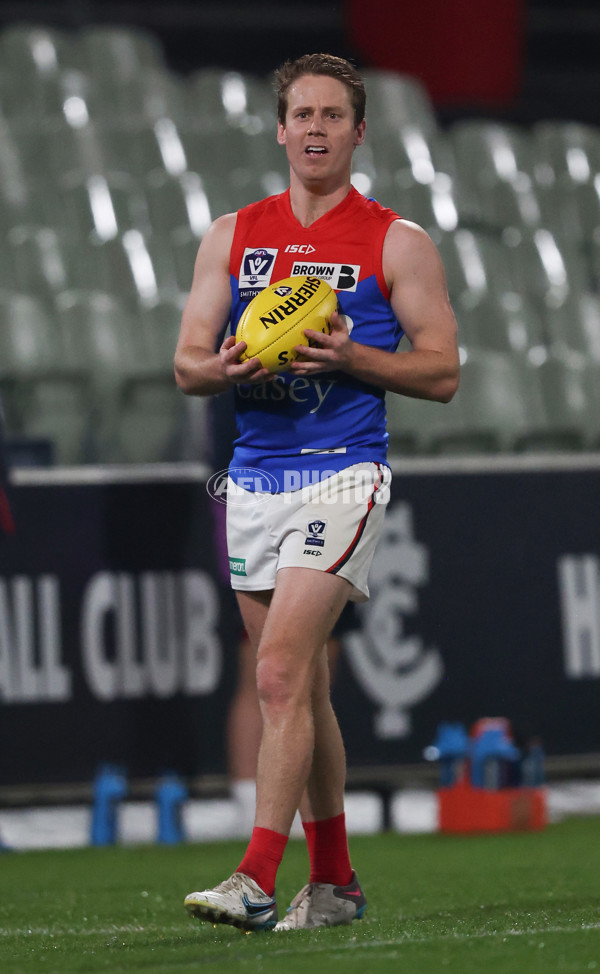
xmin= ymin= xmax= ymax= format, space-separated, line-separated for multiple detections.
xmin=277 ymin=74 xmax=365 ymax=189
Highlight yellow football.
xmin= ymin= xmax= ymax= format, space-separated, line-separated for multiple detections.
xmin=235 ymin=275 xmax=337 ymax=374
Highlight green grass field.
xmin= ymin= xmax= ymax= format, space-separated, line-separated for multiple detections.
xmin=1 ymin=817 xmax=599 ymax=974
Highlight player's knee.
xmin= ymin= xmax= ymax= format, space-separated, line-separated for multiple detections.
xmin=255 ymin=655 xmax=306 ymax=714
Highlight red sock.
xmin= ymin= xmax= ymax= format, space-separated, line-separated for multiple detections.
xmin=236 ymin=826 xmax=288 ymax=896
xmin=303 ymin=812 xmax=353 ymax=886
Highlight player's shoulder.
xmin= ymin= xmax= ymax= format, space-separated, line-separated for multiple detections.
xmin=383 ymin=218 xmax=446 ymax=284
xmin=384 ymin=217 xmax=438 ymax=256
xmin=200 ymin=211 xmax=238 ymax=256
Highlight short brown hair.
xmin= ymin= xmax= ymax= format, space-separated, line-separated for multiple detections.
xmin=274 ymin=53 xmax=366 ymax=127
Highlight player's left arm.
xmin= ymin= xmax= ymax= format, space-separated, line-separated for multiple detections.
xmin=290 ymin=219 xmax=460 ymax=402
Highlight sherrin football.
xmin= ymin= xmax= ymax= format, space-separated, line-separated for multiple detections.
xmin=236 ymin=275 xmax=337 ymax=374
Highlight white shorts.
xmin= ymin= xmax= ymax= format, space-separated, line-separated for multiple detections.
xmin=226 ymin=462 xmax=391 ymax=602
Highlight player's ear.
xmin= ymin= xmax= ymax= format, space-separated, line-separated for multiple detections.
xmin=353 ymin=119 xmax=366 ymax=147
xmin=277 ymin=121 xmax=287 ymax=146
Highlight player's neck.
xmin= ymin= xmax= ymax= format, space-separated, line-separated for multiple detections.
xmin=287 ymin=177 xmax=353 ymax=228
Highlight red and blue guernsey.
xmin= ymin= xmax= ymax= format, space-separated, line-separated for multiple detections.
xmin=228 ymin=186 xmax=403 ymax=491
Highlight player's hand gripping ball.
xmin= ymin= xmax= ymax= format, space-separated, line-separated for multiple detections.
xmin=235 ymin=276 xmax=338 ymax=374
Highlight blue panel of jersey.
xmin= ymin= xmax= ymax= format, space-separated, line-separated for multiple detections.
xmin=228 ymin=272 xmax=403 ymax=491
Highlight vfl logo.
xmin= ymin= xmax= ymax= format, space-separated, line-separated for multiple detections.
xmin=239 ymin=247 xmax=278 ymax=300
xmin=244 ymin=248 xmax=275 ymax=280
xmin=305 ymin=519 xmax=327 ymax=548
xmin=345 ymin=503 xmax=444 ymax=739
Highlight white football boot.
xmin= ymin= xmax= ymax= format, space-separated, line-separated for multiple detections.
xmin=185 ymin=872 xmax=278 ymax=932
xmin=274 ymin=871 xmax=367 ymax=931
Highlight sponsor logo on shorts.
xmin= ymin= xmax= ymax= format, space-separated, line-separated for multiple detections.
xmin=305 ymin=519 xmax=327 ymax=547
xmin=303 ymin=549 xmax=322 ymax=557
xmin=206 ymin=467 xmax=280 ymax=506
xmin=238 ymin=247 xmax=278 ymax=300
xmin=290 ymin=262 xmax=360 ymax=291
xmin=229 ymin=557 xmax=247 ymax=576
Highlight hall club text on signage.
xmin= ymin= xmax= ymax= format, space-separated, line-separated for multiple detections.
xmin=0 ymin=571 xmax=222 ymax=704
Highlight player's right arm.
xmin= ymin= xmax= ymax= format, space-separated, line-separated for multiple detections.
xmin=174 ymin=213 xmax=272 ymax=396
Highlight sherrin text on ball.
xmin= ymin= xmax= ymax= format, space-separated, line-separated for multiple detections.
xmin=235 ymin=275 xmax=338 ymax=374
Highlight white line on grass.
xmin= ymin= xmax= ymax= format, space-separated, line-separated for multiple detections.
xmin=1 ymin=921 xmax=600 ymax=946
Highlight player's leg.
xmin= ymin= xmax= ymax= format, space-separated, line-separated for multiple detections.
xmin=249 ymin=567 xmax=350 ymax=835
xmin=184 ymin=573 xmax=348 ymax=931
xmin=226 ymin=630 xmax=262 ymax=834
xmin=227 ymin=598 xmax=352 ymax=837
xmin=273 ymin=635 xmax=366 ymax=932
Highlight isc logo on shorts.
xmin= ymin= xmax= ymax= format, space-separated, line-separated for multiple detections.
xmin=290 ymin=262 xmax=360 ymax=292
xmin=239 ymin=248 xmax=278 ymax=300
xmin=305 ymin=519 xmax=327 ymax=547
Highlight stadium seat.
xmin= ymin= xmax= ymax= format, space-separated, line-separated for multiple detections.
xmin=450 ymin=120 xmax=536 ymax=186
xmin=457 ymin=292 xmax=546 ymax=356
xmin=361 ymin=70 xmax=438 ymax=138
xmin=145 ymin=172 xmax=224 ymax=239
xmin=535 ymin=178 xmax=586 ymax=249
xmin=56 ymin=288 xmax=195 ymax=464
xmin=58 ymin=171 xmax=151 ymax=240
xmin=181 ymin=124 xmax=288 ymax=186
xmin=42 ymin=119 xmax=121 ymax=178
xmin=532 ymin=121 xmax=600 ymax=186
xmin=437 ymin=230 xmax=515 ymax=305
xmin=503 ymin=228 xmax=589 ymax=310
xmin=530 ymin=350 xmax=591 ymax=450
xmin=78 ymin=25 xmax=166 ymax=84
xmin=94 ymin=70 xmax=189 ymax=126
xmin=0 ymin=292 xmax=92 ymax=464
xmin=57 ymin=290 xmax=154 ymax=459
xmin=0 ymin=178 xmax=64 ymax=232
xmin=187 ymin=68 xmax=276 ymax=132
xmin=393 ymin=173 xmax=459 ymax=235
xmin=456 ymin=348 xmax=550 ymax=452
xmin=0 ymin=116 xmax=28 ymax=192
xmin=479 ymin=174 xmax=543 ymax=233
xmin=110 ymin=378 xmax=187 ymax=464
xmin=543 ymin=293 xmax=600 ymax=360
xmin=580 ymin=361 xmax=600 ymax=446
xmin=571 ymin=180 xmax=600 ymax=244
xmin=0 ymin=24 xmax=78 ymax=84
xmin=577 ymin=293 xmax=600 ymax=362
xmin=8 ymin=226 xmax=75 ymax=299
xmin=77 ymin=232 xmax=179 ymax=305
xmin=25 ymin=67 xmax=98 ymax=123
xmin=0 ymin=237 xmax=16 ymax=294
xmin=140 ymin=299 xmax=184 ymax=369
xmin=138 ymin=298 xmax=210 ymax=463
xmin=81 ymin=121 xmax=185 ymax=180
xmin=0 ymin=292 xmax=61 ymax=369
xmin=225 ymin=169 xmax=287 ymax=213
xmin=385 ymin=387 xmax=466 ymax=455
xmin=449 ymin=121 xmax=536 ymax=230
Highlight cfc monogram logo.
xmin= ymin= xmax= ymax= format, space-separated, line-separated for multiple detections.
xmin=345 ymin=503 xmax=444 ymax=739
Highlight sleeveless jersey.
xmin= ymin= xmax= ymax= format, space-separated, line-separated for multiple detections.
xmin=228 ymin=186 xmax=403 ymax=490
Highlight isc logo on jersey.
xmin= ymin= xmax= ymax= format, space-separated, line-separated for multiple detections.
xmin=290 ymin=262 xmax=360 ymax=292
xmin=239 ymin=247 xmax=278 ymax=299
